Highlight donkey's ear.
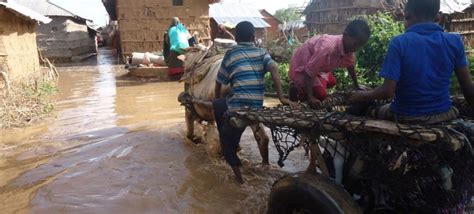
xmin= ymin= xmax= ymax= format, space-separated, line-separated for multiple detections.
xmin=177 ymin=55 xmax=186 ymax=62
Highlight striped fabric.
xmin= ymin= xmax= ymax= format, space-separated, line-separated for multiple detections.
xmin=217 ymin=42 xmax=275 ymax=112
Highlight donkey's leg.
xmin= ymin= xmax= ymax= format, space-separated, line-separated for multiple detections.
xmin=307 ymin=138 xmax=329 ymax=176
xmin=185 ymin=108 xmax=196 ymax=144
xmin=303 ymin=134 xmax=317 ymax=173
xmin=251 ymin=123 xmax=269 ymax=165
xmin=205 ymin=120 xmax=222 ymax=157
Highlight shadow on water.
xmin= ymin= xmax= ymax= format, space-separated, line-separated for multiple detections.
xmin=0 ymin=48 xmax=308 ymax=213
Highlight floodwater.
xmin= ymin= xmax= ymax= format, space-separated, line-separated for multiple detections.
xmin=0 ymin=49 xmax=308 ymax=214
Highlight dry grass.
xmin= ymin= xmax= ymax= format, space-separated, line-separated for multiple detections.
xmin=0 ymin=55 xmax=58 ymax=129
xmin=0 ymin=81 xmax=56 ymax=129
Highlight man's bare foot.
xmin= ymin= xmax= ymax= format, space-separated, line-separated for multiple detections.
xmin=306 ymin=164 xmax=317 ymax=174
xmin=235 ymin=176 xmax=244 ymax=184
xmin=185 ymin=135 xmax=201 ymax=145
xmin=257 ymin=141 xmax=269 ymax=166
xmin=232 ymin=166 xmax=244 ymax=184
xmin=184 ymin=136 xmax=195 ymax=145
xmin=255 ymin=163 xmax=272 ymax=171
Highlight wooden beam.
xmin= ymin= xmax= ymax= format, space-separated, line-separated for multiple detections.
xmin=451 ymin=18 xmax=474 ymax=23
xmin=456 ymin=30 xmax=474 ymax=35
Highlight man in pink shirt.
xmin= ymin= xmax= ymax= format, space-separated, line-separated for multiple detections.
xmin=289 ymin=19 xmax=371 ymax=108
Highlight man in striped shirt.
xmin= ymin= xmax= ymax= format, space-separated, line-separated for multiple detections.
xmin=213 ymin=21 xmax=298 ymax=184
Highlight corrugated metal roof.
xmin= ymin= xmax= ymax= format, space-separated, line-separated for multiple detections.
xmin=0 ymin=1 xmax=51 ymax=23
xmin=441 ymin=0 xmax=472 ymax=13
xmin=213 ymin=17 xmax=270 ymax=28
xmin=210 ymin=3 xmax=270 ymax=28
xmin=279 ymin=20 xmax=305 ymax=31
xmin=13 ymin=0 xmax=86 ymax=20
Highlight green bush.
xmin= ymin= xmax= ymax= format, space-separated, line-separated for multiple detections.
xmin=356 ymin=12 xmax=404 ymax=85
xmin=267 ymin=40 xmax=301 ymax=63
xmin=265 ymin=63 xmax=290 ymax=95
xmin=334 ymin=12 xmax=404 ymax=90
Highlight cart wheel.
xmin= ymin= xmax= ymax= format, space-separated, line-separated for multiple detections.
xmin=268 ymin=172 xmax=361 ymax=214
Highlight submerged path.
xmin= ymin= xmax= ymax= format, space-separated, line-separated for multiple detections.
xmin=0 ymin=49 xmax=308 ymax=213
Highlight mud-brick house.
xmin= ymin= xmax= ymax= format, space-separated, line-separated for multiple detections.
xmin=260 ymin=9 xmax=283 ymax=40
xmin=0 ymin=0 xmax=50 ymax=88
xmin=304 ymin=0 xmax=402 ymax=35
xmin=15 ymin=0 xmax=97 ymax=63
xmin=102 ymin=0 xmax=221 ymax=61
xmin=209 ymin=3 xmax=270 ymax=44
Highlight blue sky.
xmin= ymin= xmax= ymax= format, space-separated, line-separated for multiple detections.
xmin=51 ymin=0 xmax=306 ymax=27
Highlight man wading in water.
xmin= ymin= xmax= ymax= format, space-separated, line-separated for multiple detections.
xmin=213 ymin=21 xmax=299 ymax=184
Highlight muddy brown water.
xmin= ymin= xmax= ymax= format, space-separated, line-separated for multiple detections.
xmin=0 ymin=49 xmax=308 ymax=214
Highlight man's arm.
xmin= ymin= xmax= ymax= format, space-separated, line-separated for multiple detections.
xmin=349 ymin=79 xmax=397 ymax=103
xmin=215 ymin=53 xmax=230 ymax=99
xmin=347 ymin=66 xmax=359 ymax=89
xmin=269 ymin=63 xmax=299 ymax=109
xmin=349 ymin=38 xmax=400 ymax=103
xmin=455 ymin=66 xmax=474 ymax=107
xmin=215 ymin=81 xmax=222 ymax=99
xmin=224 ymin=30 xmax=235 ymax=40
xmin=304 ymin=72 xmax=321 ymax=108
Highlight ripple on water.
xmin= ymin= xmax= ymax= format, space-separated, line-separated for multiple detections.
xmin=0 ymin=49 xmax=309 ymax=213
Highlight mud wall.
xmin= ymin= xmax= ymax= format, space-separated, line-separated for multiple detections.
xmin=260 ymin=10 xmax=281 ymax=40
xmin=36 ymin=17 xmax=97 ymax=63
xmin=116 ymin=0 xmax=211 ymax=59
xmin=0 ymin=8 xmax=40 ymax=86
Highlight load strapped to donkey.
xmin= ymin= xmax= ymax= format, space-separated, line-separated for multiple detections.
xmin=232 ymin=93 xmax=474 ymax=213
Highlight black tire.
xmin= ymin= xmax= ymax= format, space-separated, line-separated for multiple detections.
xmin=268 ymin=172 xmax=361 ymax=214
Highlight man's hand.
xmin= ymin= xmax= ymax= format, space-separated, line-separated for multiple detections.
xmin=349 ymin=79 xmax=396 ymax=103
xmin=357 ymin=84 xmax=371 ymax=91
xmin=308 ymin=96 xmax=322 ymax=109
xmin=215 ymin=82 xmax=222 ymax=99
xmin=280 ymin=98 xmax=300 ymax=109
xmin=349 ymin=91 xmax=369 ymax=103
xmin=347 ymin=66 xmax=360 ymax=89
xmin=455 ymin=66 xmax=474 ymax=108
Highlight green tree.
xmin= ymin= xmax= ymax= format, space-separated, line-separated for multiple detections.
xmin=357 ymin=12 xmax=404 ymax=82
xmin=274 ymin=7 xmax=302 ymax=23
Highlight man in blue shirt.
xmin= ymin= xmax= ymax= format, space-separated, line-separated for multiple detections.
xmin=213 ymin=21 xmax=298 ymax=184
xmin=350 ymin=0 xmax=474 ymax=124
